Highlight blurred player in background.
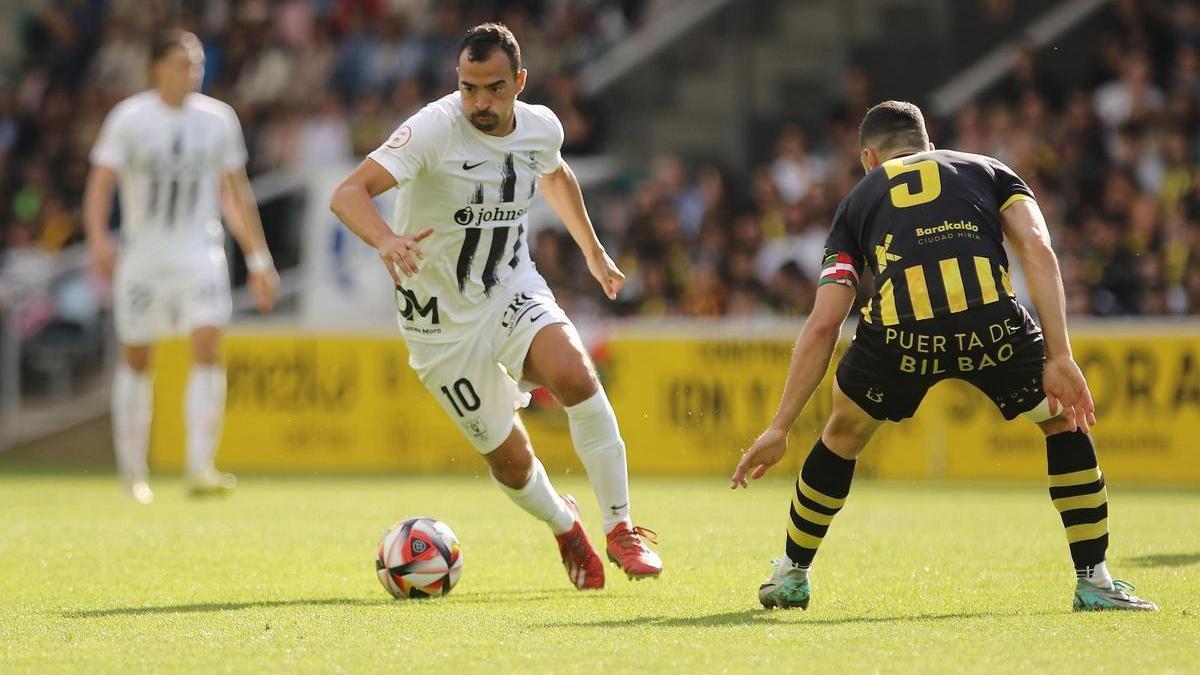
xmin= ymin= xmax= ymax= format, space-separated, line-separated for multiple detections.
xmin=83 ymin=30 xmax=279 ymax=504
xmin=732 ymin=101 xmax=1157 ymax=612
xmin=331 ymin=23 xmax=661 ymax=589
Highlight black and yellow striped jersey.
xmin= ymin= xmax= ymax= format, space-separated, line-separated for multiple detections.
xmin=820 ymin=149 xmax=1035 ymax=326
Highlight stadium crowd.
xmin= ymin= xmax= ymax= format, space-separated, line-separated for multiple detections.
xmin=541 ymin=0 xmax=1200 ymax=319
xmin=0 ymin=0 xmax=641 ymax=349
xmin=0 ymin=0 xmax=636 ymax=245
xmin=1 ymin=0 xmax=1199 ymax=340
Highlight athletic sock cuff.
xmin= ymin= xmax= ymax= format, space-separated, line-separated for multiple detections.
xmin=116 ymin=363 xmax=152 ymax=384
xmin=800 ymin=439 xmax=856 ymax=499
xmin=1046 ymin=431 xmax=1097 ymax=475
xmin=563 ymin=388 xmax=608 ymax=417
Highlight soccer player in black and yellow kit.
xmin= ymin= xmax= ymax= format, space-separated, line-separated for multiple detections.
xmin=731 ymin=101 xmax=1157 ymax=612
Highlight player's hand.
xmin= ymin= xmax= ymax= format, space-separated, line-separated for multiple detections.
xmin=731 ymin=427 xmax=789 ymax=489
xmin=89 ymin=236 xmax=118 ymax=279
xmin=248 ymin=267 xmax=279 ymax=313
xmin=1043 ymin=355 xmax=1097 ymax=433
xmin=378 ymin=227 xmax=434 ymax=285
xmin=586 ymin=248 xmax=624 ymax=300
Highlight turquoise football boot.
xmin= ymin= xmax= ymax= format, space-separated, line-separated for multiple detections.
xmin=758 ymin=559 xmax=811 ymax=609
xmin=1073 ymin=578 xmax=1158 ymax=611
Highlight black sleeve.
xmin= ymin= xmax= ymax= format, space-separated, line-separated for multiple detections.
xmin=819 ymin=194 xmax=865 ymax=287
xmin=988 ymin=157 xmax=1036 ymax=211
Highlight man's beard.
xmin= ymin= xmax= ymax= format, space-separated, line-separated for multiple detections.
xmin=470 ymin=111 xmax=500 ymax=131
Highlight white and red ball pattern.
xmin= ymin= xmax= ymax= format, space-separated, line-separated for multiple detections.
xmin=376 ymin=517 xmax=463 ymax=599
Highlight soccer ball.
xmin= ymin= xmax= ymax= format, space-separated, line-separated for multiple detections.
xmin=376 ymin=517 xmax=464 ymax=599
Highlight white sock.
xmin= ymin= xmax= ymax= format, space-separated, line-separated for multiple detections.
xmin=564 ymin=389 xmax=631 ymax=533
xmin=1078 ymin=561 xmax=1113 ymax=588
xmin=492 ymin=458 xmax=575 ymax=534
xmin=112 ymin=364 xmax=152 ymax=483
xmin=185 ymin=365 xmax=226 ymax=477
xmin=776 ymin=555 xmax=809 ymax=577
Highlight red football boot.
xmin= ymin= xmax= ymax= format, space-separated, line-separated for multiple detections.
xmin=555 ymin=494 xmax=605 ymax=590
xmin=606 ymin=523 xmax=663 ymax=579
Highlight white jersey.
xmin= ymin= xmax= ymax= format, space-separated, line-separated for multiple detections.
xmin=368 ymin=92 xmax=564 ymax=343
xmin=90 ymin=90 xmax=248 ymax=259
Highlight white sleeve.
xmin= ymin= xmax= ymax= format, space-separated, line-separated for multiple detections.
xmin=367 ymin=105 xmax=450 ymax=185
xmin=536 ymin=107 xmax=564 ymax=175
xmin=90 ymin=105 xmax=128 ymax=169
xmin=221 ymin=105 xmax=249 ymax=172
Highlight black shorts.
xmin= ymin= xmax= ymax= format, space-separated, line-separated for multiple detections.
xmin=836 ymin=299 xmax=1046 ymax=422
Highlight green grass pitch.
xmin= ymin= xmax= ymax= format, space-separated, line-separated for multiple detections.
xmin=1 ymin=473 xmax=1196 ymax=672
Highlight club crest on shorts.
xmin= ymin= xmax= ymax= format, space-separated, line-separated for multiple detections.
xmin=129 ymin=285 xmax=153 ymax=314
xmin=866 ymin=387 xmax=885 ymax=403
xmin=464 ymin=417 xmax=488 ymax=442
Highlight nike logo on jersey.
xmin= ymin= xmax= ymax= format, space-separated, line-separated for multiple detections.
xmin=462 ymin=161 xmax=486 ymax=170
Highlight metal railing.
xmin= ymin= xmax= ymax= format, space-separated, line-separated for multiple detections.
xmin=1 ymin=243 xmax=100 ymax=443
xmin=578 ymin=0 xmax=738 ymax=97
xmin=0 ymin=169 xmax=309 ymax=450
xmin=929 ymin=0 xmax=1108 ymax=116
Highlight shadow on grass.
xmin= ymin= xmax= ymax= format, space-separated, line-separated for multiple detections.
xmin=64 ymin=598 xmax=391 ymax=618
xmin=65 ymin=588 xmax=628 ymax=618
xmin=539 ymin=609 xmax=1057 ymax=629
xmin=449 ymin=588 xmax=633 ymax=604
xmin=1121 ymin=552 xmax=1200 ymax=568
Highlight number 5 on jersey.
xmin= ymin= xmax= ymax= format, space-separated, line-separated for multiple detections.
xmin=883 ymin=157 xmax=941 ymax=208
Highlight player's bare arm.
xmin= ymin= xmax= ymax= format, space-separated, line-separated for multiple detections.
xmin=330 ymin=158 xmax=434 ymax=286
xmin=82 ymin=164 xmax=119 ymax=278
xmin=538 ymin=161 xmax=624 ymax=300
xmin=731 ymin=283 xmax=856 ymax=488
xmin=1001 ymin=199 xmax=1095 ymax=432
xmin=220 ymin=167 xmax=279 ymax=312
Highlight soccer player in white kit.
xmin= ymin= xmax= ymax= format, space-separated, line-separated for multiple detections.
xmin=331 ymin=23 xmax=661 ymax=589
xmin=83 ymin=31 xmax=279 ymax=503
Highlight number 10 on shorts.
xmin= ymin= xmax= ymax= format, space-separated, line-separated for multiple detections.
xmin=440 ymin=378 xmax=481 ymax=417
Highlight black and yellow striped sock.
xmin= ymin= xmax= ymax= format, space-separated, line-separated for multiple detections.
xmin=785 ymin=439 xmax=856 ymax=566
xmin=1046 ymin=431 xmax=1109 ymax=575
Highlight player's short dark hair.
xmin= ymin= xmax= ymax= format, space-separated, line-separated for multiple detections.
xmin=859 ymin=100 xmax=929 ymax=154
xmin=459 ymin=23 xmax=521 ymax=76
xmin=150 ymin=29 xmax=201 ymax=63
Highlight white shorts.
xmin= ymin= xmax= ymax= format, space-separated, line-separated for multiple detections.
xmin=406 ymin=275 xmax=570 ymax=453
xmin=114 ymin=252 xmax=232 ymax=345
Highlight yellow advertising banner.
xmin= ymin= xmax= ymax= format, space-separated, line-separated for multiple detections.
xmin=600 ymin=337 xmax=935 ymax=480
xmin=152 ymin=334 xmax=486 ymax=473
xmin=932 ymin=335 xmax=1200 ymax=482
xmin=150 ymin=329 xmax=1200 ymax=483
